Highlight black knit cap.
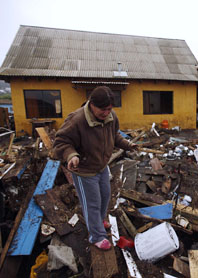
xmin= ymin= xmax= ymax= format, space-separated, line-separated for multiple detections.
xmin=89 ymin=86 xmax=115 ymax=108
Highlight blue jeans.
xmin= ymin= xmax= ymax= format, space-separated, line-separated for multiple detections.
xmin=72 ymin=166 xmax=111 ymax=243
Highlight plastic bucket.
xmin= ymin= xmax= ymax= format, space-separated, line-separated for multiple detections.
xmin=134 ymin=222 xmax=179 ymax=262
xmin=161 ymin=120 xmax=169 ymax=129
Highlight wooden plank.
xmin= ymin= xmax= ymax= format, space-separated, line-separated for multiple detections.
xmin=138 ymin=147 xmax=164 ymax=154
xmin=108 ymin=149 xmax=124 ymax=165
xmin=35 ymin=127 xmax=52 ymax=149
xmin=173 ymin=256 xmax=190 ymax=277
xmin=122 ymin=160 xmax=137 ymax=190
xmin=146 ymin=180 xmax=158 ymax=192
xmin=0 ymin=184 xmax=35 ymax=269
xmin=130 ymin=130 xmax=146 ymax=143
xmin=8 ymin=159 xmax=60 ymax=256
xmin=90 ymin=242 xmax=118 ymax=278
xmin=104 ymin=247 xmax=119 ymax=276
xmin=137 ymin=135 xmax=168 ymax=148
xmin=137 ymin=222 xmax=153 ymax=233
xmin=120 ymin=189 xmax=164 ymax=205
xmin=90 ymin=246 xmax=106 ymax=278
xmin=6 ymin=133 xmax=15 ymax=156
xmin=118 ymin=208 xmax=137 ymax=237
xmin=188 ymin=250 xmax=198 ymax=278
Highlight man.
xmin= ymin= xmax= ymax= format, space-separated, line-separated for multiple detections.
xmin=53 ymin=86 xmax=136 ymax=250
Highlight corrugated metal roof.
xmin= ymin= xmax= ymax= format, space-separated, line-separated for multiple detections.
xmin=0 ymin=25 xmax=198 ymax=81
xmin=72 ymin=81 xmax=129 ymax=85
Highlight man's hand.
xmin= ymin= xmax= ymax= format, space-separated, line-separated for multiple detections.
xmin=67 ymin=156 xmax=79 ymax=171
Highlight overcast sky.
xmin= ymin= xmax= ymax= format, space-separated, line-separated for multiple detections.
xmin=0 ymin=0 xmax=198 ymax=66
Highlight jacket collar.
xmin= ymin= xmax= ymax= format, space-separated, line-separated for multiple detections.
xmin=84 ymin=101 xmax=114 ymax=127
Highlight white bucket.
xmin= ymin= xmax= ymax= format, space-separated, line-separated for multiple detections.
xmin=134 ymin=222 xmax=179 ymax=262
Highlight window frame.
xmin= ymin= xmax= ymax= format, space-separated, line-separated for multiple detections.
xmin=24 ymin=89 xmax=62 ymax=119
xmin=143 ymin=90 xmax=173 ymax=115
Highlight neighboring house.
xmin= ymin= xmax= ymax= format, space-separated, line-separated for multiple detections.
xmin=0 ymin=25 xmax=198 ymax=136
xmin=0 ymin=99 xmax=13 ymax=114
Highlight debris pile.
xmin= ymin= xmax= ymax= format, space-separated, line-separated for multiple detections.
xmin=1 ymin=125 xmax=198 ymax=277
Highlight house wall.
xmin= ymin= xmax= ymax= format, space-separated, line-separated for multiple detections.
xmin=10 ymin=78 xmax=86 ymax=136
xmin=10 ymin=78 xmax=197 ymax=136
xmin=115 ymin=80 xmax=197 ymax=130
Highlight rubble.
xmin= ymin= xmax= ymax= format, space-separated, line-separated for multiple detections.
xmin=1 ymin=126 xmax=198 ymax=277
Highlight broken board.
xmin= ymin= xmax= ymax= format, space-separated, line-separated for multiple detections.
xmin=90 ymin=243 xmax=118 ymax=278
xmin=188 ymin=250 xmax=198 ymax=278
xmin=35 ymin=127 xmax=52 ymax=149
xmin=8 ymin=159 xmax=60 ymax=255
xmin=173 ymin=256 xmax=190 ymax=277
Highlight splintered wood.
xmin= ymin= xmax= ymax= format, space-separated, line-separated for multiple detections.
xmin=35 ymin=127 xmax=52 ymax=149
xmin=118 ymin=208 xmax=137 ymax=237
xmin=188 ymin=250 xmax=198 ymax=278
xmin=90 ymin=244 xmax=118 ymax=278
xmin=173 ymin=256 xmax=190 ymax=277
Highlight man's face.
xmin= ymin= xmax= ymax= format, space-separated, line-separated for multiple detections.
xmin=90 ymin=103 xmax=113 ymax=121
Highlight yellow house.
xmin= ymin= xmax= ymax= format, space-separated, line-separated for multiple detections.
xmin=0 ymin=25 xmax=198 ymax=136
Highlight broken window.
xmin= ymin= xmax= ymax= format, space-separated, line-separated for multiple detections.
xmin=86 ymin=90 xmax=121 ymax=107
xmin=143 ymin=91 xmax=173 ymax=114
xmin=24 ymin=90 xmax=62 ymax=118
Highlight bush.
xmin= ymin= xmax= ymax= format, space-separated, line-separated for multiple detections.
xmin=0 ymin=93 xmax=11 ymax=99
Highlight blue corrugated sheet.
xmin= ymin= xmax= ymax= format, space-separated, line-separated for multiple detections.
xmin=119 ymin=130 xmax=131 ymax=139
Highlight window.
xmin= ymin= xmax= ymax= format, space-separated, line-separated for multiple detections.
xmin=143 ymin=91 xmax=173 ymax=114
xmin=86 ymin=90 xmax=121 ymax=107
xmin=112 ymin=90 xmax=121 ymax=107
xmin=24 ymin=90 xmax=62 ymax=118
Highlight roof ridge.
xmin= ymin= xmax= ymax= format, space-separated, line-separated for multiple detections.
xmin=19 ymin=25 xmax=185 ymax=42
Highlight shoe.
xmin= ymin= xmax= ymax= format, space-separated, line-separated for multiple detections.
xmin=103 ymin=220 xmax=111 ymax=229
xmin=94 ymin=239 xmax=111 ymax=250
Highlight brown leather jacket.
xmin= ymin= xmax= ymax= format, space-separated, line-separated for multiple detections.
xmin=53 ymin=101 xmax=131 ymax=176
